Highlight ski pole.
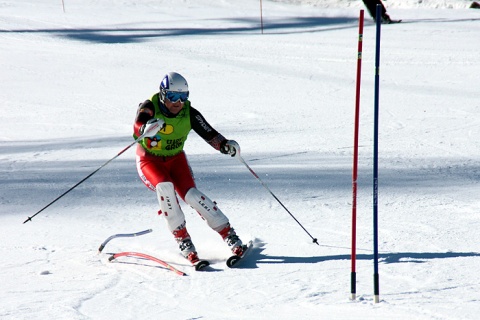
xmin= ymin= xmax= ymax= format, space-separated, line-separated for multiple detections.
xmin=23 ymin=120 xmax=164 ymax=224
xmin=234 ymin=149 xmax=319 ymax=245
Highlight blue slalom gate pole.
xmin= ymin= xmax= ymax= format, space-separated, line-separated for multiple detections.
xmin=373 ymin=4 xmax=382 ymax=304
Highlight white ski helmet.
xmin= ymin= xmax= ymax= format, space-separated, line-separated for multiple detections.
xmin=159 ymin=72 xmax=189 ymax=104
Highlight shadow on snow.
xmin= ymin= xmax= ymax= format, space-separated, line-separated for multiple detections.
xmin=241 ymin=244 xmax=480 ymax=269
xmin=0 ymin=16 xmax=357 ymax=43
xmin=1 ymin=136 xmax=480 ymax=214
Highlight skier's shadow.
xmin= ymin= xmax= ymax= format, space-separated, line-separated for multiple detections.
xmin=241 ymin=241 xmax=480 ymax=269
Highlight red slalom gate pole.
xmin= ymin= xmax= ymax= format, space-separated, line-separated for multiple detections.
xmin=351 ymin=9 xmax=364 ymax=301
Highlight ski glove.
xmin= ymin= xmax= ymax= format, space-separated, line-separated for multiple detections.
xmin=220 ymin=140 xmax=240 ymax=157
xmin=140 ymin=118 xmax=165 ymax=138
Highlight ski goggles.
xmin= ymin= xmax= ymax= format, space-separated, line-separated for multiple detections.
xmin=165 ymin=91 xmax=189 ymax=103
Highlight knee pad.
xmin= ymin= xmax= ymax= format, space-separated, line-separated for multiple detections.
xmin=185 ymin=188 xmax=229 ymax=230
xmin=156 ymin=182 xmax=185 ymax=232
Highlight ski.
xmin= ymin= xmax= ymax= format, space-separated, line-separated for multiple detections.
xmin=384 ymin=19 xmax=402 ymax=24
xmin=192 ymin=259 xmax=210 ymax=271
xmin=226 ymin=240 xmax=253 ymax=268
xmin=184 ymin=251 xmax=211 ymax=271
xmin=109 ymin=251 xmax=186 ymax=276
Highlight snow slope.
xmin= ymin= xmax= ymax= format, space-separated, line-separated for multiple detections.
xmin=1 ymin=0 xmax=479 ymax=319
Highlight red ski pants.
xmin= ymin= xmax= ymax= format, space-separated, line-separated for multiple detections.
xmin=135 ymin=145 xmax=195 ymax=201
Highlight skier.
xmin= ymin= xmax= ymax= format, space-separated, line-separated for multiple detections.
xmin=133 ymin=71 xmax=244 ymax=265
xmin=362 ymin=0 xmax=399 ymax=24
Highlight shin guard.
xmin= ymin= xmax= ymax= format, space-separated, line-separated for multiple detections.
xmin=184 ymin=187 xmax=229 ymax=231
xmin=156 ymin=182 xmax=186 ymax=233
